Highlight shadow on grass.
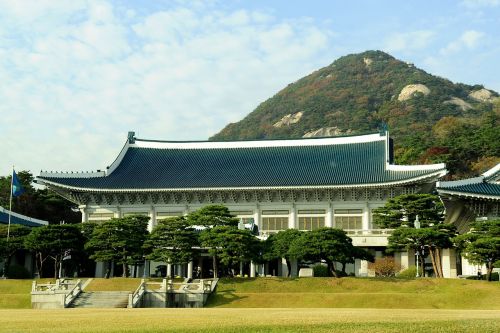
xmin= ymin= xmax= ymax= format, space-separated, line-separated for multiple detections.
xmin=205 ymin=288 xmax=248 ymax=307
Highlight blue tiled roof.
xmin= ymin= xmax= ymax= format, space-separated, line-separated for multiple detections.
xmin=37 ymin=134 xmax=446 ymax=191
xmin=438 ymin=182 xmax=500 ymax=197
xmin=0 ymin=207 xmax=48 ymax=227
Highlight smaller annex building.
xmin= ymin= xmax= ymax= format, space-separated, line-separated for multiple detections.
xmin=0 ymin=206 xmax=48 ymax=276
xmin=437 ymin=163 xmax=500 ymax=276
xmin=36 ymin=131 xmax=448 ymax=278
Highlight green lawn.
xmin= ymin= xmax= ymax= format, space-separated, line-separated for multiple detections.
xmin=0 ymin=279 xmax=52 ymax=309
xmin=2 ymin=277 xmax=500 ymax=310
xmin=84 ymin=278 xmax=143 ymax=292
xmin=207 ymin=277 xmax=500 ymax=309
xmin=0 ymin=308 xmax=499 ymax=332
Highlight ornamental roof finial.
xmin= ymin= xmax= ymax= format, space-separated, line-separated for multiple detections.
xmin=128 ymin=131 xmax=136 ymax=144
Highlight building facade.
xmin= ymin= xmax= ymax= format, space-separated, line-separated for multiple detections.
xmin=437 ymin=163 xmax=500 ymax=276
xmin=37 ymin=131 xmax=448 ymax=277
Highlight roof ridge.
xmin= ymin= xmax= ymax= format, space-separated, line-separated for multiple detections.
xmin=134 ymin=131 xmax=383 ymax=144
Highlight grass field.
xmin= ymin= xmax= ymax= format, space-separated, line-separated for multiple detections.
xmin=0 ymin=279 xmax=51 ymax=309
xmin=208 ymin=277 xmax=500 ymax=309
xmin=0 ymin=308 xmax=499 ymax=332
xmin=84 ymin=278 xmax=142 ymax=292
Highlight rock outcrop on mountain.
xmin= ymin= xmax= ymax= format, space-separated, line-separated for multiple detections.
xmin=397 ymin=84 xmax=430 ymax=101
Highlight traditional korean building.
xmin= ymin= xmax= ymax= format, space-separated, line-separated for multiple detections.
xmin=36 ymin=131 xmax=448 ymax=277
xmin=437 ymin=163 xmax=500 ymax=276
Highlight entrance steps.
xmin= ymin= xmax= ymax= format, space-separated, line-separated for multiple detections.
xmin=68 ymin=291 xmax=130 ymax=308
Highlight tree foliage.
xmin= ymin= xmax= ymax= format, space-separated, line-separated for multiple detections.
xmin=263 ymin=229 xmax=303 ymax=277
xmin=374 ymin=194 xmax=454 ymax=278
xmin=373 ymin=194 xmax=444 ymax=229
xmin=186 ymin=205 xmax=239 ymax=227
xmin=144 ymin=216 xmax=198 ymax=278
xmin=0 ymin=224 xmax=31 ymax=276
xmin=85 ymin=215 xmax=149 ymax=278
xmin=454 ymin=220 xmax=500 ymax=281
xmin=289 ymin=227 xmax=369 ymax=277
xmin=0 ymin=170 xmax=80 ymax=224
xmin=24 ymin=224 xmax=84 ymax=278
xmin=199 ymin=226 xmax=260 ymax=278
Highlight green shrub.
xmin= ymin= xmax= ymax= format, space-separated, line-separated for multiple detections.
xmin=6 ymin=265 xmax=31 ymax=279
xmin=312 ymin=264 xmax=329 ymax=277
xmin=397 ymin=266 xmax=417 ymax=279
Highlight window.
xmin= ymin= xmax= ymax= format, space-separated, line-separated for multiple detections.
xmin=88 ymin=212 xmax=114 ymax=221
xmin=334 ymin=209 xmax=363 ymax=230
xmin=297 ymin=209 xmax=326 ymax=231
xmin=230 ymin=210 xmax=253 ymax=216
xmin=156 ymin=212 xmax=183 ymax=219
xmin=298 ymin=216 xmax=325 ymax=230
xmin=123 ymin=212 xmax=149 ymax=217
xmin=261 ymin=217 xmax=289 ymax=232
xmin=262 ymin=210 xmax=289 ymax=215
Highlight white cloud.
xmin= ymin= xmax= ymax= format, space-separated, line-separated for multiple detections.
xmin=440 ymin=30 xmax=484 ymax=55
xmin=461 ymin=0 xmax=500 ymax=8
xmin=384 ymin=30 xmax=434 ymax=53
xmin=0 ymin=1 xmax=334 ymax=175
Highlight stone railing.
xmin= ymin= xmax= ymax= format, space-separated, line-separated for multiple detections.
xmin=31 ymin=279 xmax=82 ymax=309
xmin=128 ymin=279 xmax=146 ymax=308
xmin=344 ymin=229 xmax=394 ymax=236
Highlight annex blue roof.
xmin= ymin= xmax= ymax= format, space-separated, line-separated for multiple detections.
xmin=437 ymin=163 xmax=500 ymax=200
xmin=0 ymin=206 xmax=48 ymax=227
xmin=36 ymin=132 xmax=447 ymax=192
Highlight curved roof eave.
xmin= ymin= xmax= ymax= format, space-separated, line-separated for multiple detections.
xmin=37 ymin=169 xmax=447 ymax=193
xmin=436 ymin=188 xmax=500 ymax=201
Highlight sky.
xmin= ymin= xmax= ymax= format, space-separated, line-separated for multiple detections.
xmin=1 ymin=0 xmax=500 ymax=176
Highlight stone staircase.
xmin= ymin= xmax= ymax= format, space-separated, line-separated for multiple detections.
xmin=68 ymin=291 xmax=130 ymax=308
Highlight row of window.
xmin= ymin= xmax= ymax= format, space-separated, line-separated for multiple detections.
xmin=261 ymin=216 xmax=363 ymax=231
xmin=89 ymin=209 xmax=374 ymax=231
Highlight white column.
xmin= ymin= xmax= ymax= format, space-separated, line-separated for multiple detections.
xmin=254 ymin=205 xmax=260 ymax=233
xmin=114 ymin=207 xmax=121 ymax=218
xmin=289 ymin=204 xmax=296 ymax=229
xmin=441 ymin=248 xmax=457 ymax=278
xmin=359 ymin=260 xmax=369 ymax=277
xmin=362 ymin=203 xmax=370 ymax=232
xmin=400 ymin=250 xmax=415 ymax=270
xmin=250 ymin=261 xmax=256 ymax=277
xmin=326 ymin=203 xmax=333 ymax=227
xmin=148 ymin=206 xmax=156 ymax=232
xmin=80 ymin=205 xmax=88 ymax=223
xmin=166 ymin=263 xmax=172 ymax=278
xmin=281 ymin=258 xmax=289 ymax=277
xmin=187 ymin=261 xmax=193 ymax=279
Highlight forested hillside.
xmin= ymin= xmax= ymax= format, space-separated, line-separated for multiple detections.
xmin=211 ymin=51 xmax=499 ymax=178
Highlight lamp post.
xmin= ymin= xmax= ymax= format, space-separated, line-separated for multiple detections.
xmin=414 ymin=215 xmax=421 ymax=278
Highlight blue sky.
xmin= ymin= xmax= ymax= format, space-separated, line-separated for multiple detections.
xmin=1 ymin=0 xmax=499 ymax=176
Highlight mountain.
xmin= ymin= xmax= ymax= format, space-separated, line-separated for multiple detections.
xmin=211 ymin=50 xmax=499 ymax=178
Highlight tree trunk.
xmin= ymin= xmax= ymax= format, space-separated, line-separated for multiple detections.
xmin=435 ymin=248 xmax=443 ymax=278
xmin=105 ymin=261 xmax=111 ymax=279
xmin=122 ymin=262 xmax=128 ymax=278
xmin=327 ymin=260 xmax=338 ymax=278
xmin=37 ymin=252 xmax=44 ymax=278
xmin=428 ymin=249 xmax=438 ymax=278
xmin=420 ymin=256 xmax=425 ymax=277
xmin=286 ymin=259 xmax=291 ymax=277
xmin=487 ymin=262 xmax=493 ymax=281
xmin=341 ymin=262 xmax=347 ymax=275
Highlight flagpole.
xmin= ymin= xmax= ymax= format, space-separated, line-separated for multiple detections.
xmin=7 ymin=166 xmax=14 ymax=242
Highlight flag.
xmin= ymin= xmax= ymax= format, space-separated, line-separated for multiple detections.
xmin=12 ymin=170 xmax=25 ymax=197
